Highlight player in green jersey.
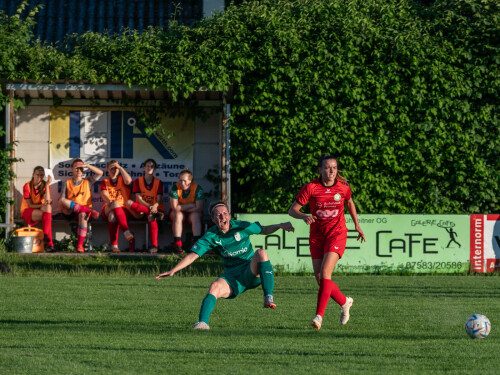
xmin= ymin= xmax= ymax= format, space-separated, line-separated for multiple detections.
xmin=156 ymin=201 xmax=295 ymax=330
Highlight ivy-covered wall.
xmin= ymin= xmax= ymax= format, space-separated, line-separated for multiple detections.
xmin=1 ymin=0 xmax=498 ymax=221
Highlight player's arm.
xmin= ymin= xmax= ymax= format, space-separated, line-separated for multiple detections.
xmin=155 ymin=252 xmax=200 ymax=278
xmin=260 ymin=222 xmax=295 ymax=235
xmin=44 ymin=176 xmax=52 ymax=205
xmin=288 ymin=201 xmax=316 ymax=225
xmin=84 ymin=163 xmax=104 ymax=183
xmin=135 ymin=193 xmax=150 ymax=208
xmin=346 ymin=198 xmax=366 ymax=242
xmin=101 ymin=187 xmax=112 ymax=204
xmin=117 ymin=164 xmax=133 ymax=185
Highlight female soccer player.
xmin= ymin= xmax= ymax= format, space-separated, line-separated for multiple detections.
xmin=20 ymin=166 xmax=54 ymax=251
xmin=100 ymin=160 xmax=134 ymax=253
xmin=169 ymin=169 xmax=205 ymax=254
xmin=59 ymin=159 xmax=103 ymax=252
xmin=156 ymin=201 xmax=295 ymax=330
xmin=126 ymin=159 xmax=164 ymax=254
xmin=288 ymin=154 xmax=365 ymax=330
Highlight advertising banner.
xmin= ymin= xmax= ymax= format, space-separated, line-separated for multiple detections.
xmin=236 ymin=214 xmax=470 ymax=273
xmin=49 ymin=107 xmax=194 ymax=213
xmin=470 ymin=215 xmax=500 ymax=273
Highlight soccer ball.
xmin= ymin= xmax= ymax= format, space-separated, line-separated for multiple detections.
xmin=465 ymin=314 xmax=491 ymax=339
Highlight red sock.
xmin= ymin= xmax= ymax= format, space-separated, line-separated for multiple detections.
xmin=174 ymin=240 xmax=183 ymax=247
xmin=113 ymin=207 xmax=129 ymax=232
xmin=330 ymin=280 xmax=347 ymax=306
xmin=42 ymin=212 xmax=53 ymax=246
xmin=77 ymin=225 xmax=87 ymax=248
xmin=316 ymin=279 xmax=334 ymax=317
xmin=73 ymin=203 xmax=91 ymax=215
xmin=130 ymin=202 xmax=149 ymax=215
xmin=108 ymin=221 xmax=119 ymax=245
xmin=149 ymin=220 xmax=158 ymax=247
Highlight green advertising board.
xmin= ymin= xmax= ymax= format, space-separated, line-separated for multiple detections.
xmin=235 ymin=214 xmax=469 ymax=273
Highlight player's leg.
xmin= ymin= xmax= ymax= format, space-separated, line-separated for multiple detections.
xmin=76 ymin=211 xmax=91 ymax=252
xmin=126 ymin=200 xmax=149 ymax=217
xmin=194 ymin=278 xmax=232 ymax=330
xmin=109 ymin=201 xmax=133 ymax=241
xmin=250 ymin=249 xmax=276 ymax=309
xmin=40 ymin=202 xmax=54 ymax=250
xmin=170 ymin=209 xmax=184 ymax=253
xmin=188 ymin=211 xmax=202 ymax=243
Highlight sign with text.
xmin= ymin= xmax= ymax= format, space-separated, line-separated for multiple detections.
xmin=470 ymin=215 xmax=500 ymax=273
xmin=49 ymin=107 xmax=194 ymax=213
xmin=236 ymin=214 xmax=470 ymax=273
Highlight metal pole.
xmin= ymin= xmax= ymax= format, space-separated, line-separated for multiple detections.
xmin=4 ymin=101 xmax=11 ymax=239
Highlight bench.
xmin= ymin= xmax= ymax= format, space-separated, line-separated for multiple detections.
xmin=14 ymin=217 xmax=152 ymax=251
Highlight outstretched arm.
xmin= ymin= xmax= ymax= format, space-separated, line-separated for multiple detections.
xmin=346 ymin=198 xmax=366 ymax=242
xmin=155 ymin=252 xmax=200 ymax=279
xmin=260 ymin=222 xmax=295 ymax=235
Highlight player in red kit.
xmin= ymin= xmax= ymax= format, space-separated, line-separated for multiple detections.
xmin=288 ymin=154 xmax=365 ymax=330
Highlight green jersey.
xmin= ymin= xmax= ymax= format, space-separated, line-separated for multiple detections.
xmin=191 ymin=220 xmax=263 ymax=268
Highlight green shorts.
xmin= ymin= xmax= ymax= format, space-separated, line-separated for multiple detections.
xmin=220 ymin=260 xmax=261 ymax=299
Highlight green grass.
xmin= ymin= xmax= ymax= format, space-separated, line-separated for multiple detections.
xmin=0 ymin=275 xmax=499 ymax=374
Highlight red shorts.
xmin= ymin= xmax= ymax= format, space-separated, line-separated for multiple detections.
xmin=309 ymin=226 xmax=348 ymax=260
xmin=21 ymin=208 xmax=38 ymax=226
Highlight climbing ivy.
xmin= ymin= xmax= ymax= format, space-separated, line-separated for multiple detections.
xmin=0 ymin=0 xmax=498 ymax=216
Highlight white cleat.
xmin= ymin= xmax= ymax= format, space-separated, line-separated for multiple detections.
xmin=193 ymin=321 xmax=210 ymax=330
xmin=311 ymin=314 xmax=323 ymax=330
xmin=340 ymin=297 xmax=353 ymax=325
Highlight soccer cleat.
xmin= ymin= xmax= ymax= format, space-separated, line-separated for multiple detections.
xmin=311 ymin=314 xmax=323 ymax=330
xmin=76 ymin=245 xmax=85 ymax=253
xmin=148 ymin=246 xmax=158 ymax=254
xmin=264 ymin=295 xmax=276 ymax=309
xmin=123 ymin=230 xmax=134 ymax=241
xmin=111 ymin=245 xmax=120 ymax=254
xmin=193 ymin=321 xmax=210 ymax=330
xmin=129 ymin=238 xmax=136 ymax=252
xmin=174 ymin=245 xmax=184 ymax=255
xmin=340 ymin=297 xmax=353 ymax=325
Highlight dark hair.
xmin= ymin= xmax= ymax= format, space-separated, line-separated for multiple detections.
xmin=71 ymin=158 xmax=84 ymax=167
xmin=317 ymin=154 xmax=347 ymax=182
xmin=209 ymin=201 xmax=228 ymax=217
xmin=31 ymin=166 xmax=47 ymax=192
xmin=107 ymin=160 xmax=118 ymax=168
xmin=143 ymin=158 xmax=157 ymax=169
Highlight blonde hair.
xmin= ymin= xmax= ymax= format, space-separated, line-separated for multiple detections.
xmin=179 ymin=169 xmax=193 ymax=181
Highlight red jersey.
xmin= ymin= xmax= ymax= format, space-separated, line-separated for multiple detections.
xmin=295 ymin=178 xmax=351 ymax=233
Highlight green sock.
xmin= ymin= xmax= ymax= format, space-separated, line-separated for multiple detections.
xmin=258 ymin=260 xmax=274 ymax=296
xmin=199 ymin=293 xmax=217 ymax=324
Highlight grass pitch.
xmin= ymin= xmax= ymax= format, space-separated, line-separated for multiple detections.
xmin=1 ymin=275 xmax=498 ymax=374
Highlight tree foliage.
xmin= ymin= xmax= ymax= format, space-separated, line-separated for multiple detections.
xmin=0 ymin=0 xmax=498 ymax=215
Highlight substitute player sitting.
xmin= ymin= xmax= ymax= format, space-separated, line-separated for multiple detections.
xmin=126 ymin=158 xmax=165 ymax=254
xmin=20 ymin=166 xmax=54 ymax=251
xmin=169 ymin=169 xmax=205 ymax=254
xmin=156 ymin=201 xmax=295 ymax=330
xmin=59 ymin=159 xmax=103 ymax=252
xmin=101 ymin=160 xmax=134 ymax=253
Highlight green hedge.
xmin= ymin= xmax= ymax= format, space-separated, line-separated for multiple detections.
xmin=0 ymin=0 xmax=498 ymax=216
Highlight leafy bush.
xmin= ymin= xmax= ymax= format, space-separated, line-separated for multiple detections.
xmin=0 ymin=0 xmax=498 ymax=215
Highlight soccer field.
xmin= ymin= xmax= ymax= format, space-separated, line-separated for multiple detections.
xmin=1 ymin=275 xmax=498 ymax=374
